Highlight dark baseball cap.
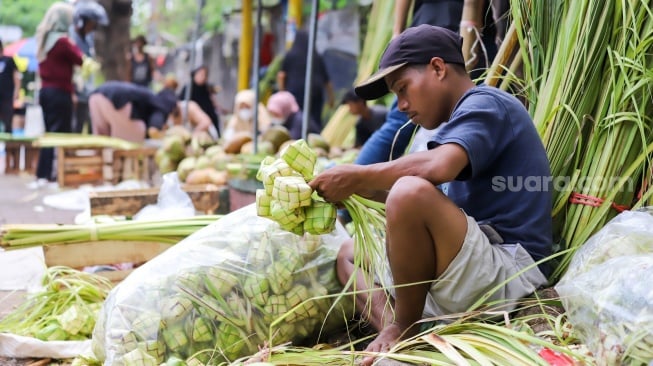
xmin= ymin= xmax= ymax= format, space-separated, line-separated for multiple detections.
xmin=354 ymin=24 xmax=465 ymax=100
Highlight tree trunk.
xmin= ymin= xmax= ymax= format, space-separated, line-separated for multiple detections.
xmin=95 ymin=0 xmax=133 ymax=81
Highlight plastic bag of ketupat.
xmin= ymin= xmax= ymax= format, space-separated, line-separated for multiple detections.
xmin=92 ymin=204 xmax=355 ymax=365
xmin=555 ymin=208 xmax=653 ymax=366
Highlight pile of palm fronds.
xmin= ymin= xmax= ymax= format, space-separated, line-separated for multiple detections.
xmin=493 ymin=0 xmax=653 ymax=279
xmin=0 ymin=216 xmax=221 ymax=249
xmin=224 ymin=300 xmax=592 ymax=366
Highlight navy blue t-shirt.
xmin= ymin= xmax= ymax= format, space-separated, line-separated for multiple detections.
xmin=429 ymin=85 xmax=553 ymax=274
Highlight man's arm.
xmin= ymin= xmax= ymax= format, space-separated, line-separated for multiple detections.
xmin=61 ymin=38 xmax=84 ymax=66
xmin=367 ymin=144 xmax=469 ymax=188
xmin=209 ymin=86 xmax=220 ymax=110
xmin=12 ymin=67 xmax=20 ymax=101
xmin=393 ymin=0 xmax=413 ymax=38
xmin=310 ymin=143 xmax=469 ymax=203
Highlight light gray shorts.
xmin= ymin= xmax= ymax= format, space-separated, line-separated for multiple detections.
xmin=386 ymin=215 xmax=548 ymax=318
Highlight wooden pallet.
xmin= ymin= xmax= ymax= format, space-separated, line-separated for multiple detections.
xmin=88 ymin=184 xmax=229 ymax=216
xmin=110 ymin=146 xmax=159 ymax=185
xmin=4 ymin=140 xmax=39 ymax=174
xmin=56 ymin=146 xmax=105 ymax=187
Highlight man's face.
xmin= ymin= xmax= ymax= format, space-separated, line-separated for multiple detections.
xmin=386 ymin=59 xmax=449 ymax=130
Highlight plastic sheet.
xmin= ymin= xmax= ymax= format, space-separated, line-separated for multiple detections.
xmin=556 ymin=208 xmax=653 ymax=365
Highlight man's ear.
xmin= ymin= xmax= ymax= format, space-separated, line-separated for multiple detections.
xmin=429 ymin=57 xmax=447 ymax=79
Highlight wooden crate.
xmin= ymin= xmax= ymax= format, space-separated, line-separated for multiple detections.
xmin=56 ymin=146 xmax=105 ymax=187
xmin=4 ymin=140 xmax=39 ymax=174
xmin=109 ymin=146 xmax=159 ymax=185
xmin=88 ymin=184 xmax=229 ymax=216
xmin=43 ymin=240 xmax=171 ymax=282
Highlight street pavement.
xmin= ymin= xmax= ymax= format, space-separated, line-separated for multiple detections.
xmin=0 ymin=173 xmax=80 ymax=226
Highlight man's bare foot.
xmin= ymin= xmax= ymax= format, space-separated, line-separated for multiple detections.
xmin=360 ymin=323 xmax=403 ymax=366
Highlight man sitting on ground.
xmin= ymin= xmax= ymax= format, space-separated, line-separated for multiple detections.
xmin=309 ymin=25 xmax=552 ymax=366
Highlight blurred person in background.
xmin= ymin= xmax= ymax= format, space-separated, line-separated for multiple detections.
xmin=33 ymin=1 xmax=83 ymax=187
xmin=162 ymin=76 xmax=211 ymax=134
xmin=341 ymin=88 xmax=388 ymax=148
xmin=70 ymin=0 xmax=109 ymax=134
xmin=276 ymin=29 xmax=335 ymax=127
xmin=0 ymin=40 xmax=21 ymax=134
xmin=223 ymin=89 xmax=271 ymax=142
xmin=88 ymin=80 xmax=177 ymax=143
xmin=126 ymin=35 xmax=158 ymax=88
xmin=266 ymin=90 xmax=321 ymax=140
xmin=178 ymin=65 xmax=221 ymax=138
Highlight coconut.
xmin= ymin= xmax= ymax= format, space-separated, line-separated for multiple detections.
xmin=204 ymin=145 xmax=225 ymax=159
xmin=176 ymin=157 xmax=197 ymax=182
xmin=165 ymin=125 xmax=192 ymax=143
xmin=307 ymin=133 xmax=329 ymax=151
xmin=240 ymin=141 xmax=254 ymax=155
xmin=162 ymin=135 xmax=186 ymax=162
xmin=224 ymin=132 xmax=253 ymax=154
xmin=194 ymin=155 xmax=212 ymax=170
xmin=193 ymin=131 xmax=215 ymax=149
xmin=261 ymin=125 xmax=291 ymax=153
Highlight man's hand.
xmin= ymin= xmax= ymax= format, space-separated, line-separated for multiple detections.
xmin=308 ymin=164 xmax=363 ymax=203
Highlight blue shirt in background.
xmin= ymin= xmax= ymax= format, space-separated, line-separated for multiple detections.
xmin=355 ymin=99 xmax=418 ymax=164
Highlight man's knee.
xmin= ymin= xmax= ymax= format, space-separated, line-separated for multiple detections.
xmin=386 ymin=176 xmax=441 ymax=214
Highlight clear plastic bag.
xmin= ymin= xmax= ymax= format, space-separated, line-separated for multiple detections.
xmin=92 ymin=204 xmax=354 ymax=365
xmin=556 ymin=208 xmax=653 ymax=365
xmin=133 ymin=172 xmax=196 ymax=221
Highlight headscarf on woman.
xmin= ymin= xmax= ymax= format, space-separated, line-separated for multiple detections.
xmin=266 ymin=91 xmax=321 ymax=139
xmin=266 ymin=91 xmax=300 ymax=123
xmin=223 ymin=89 xmax=271 ymax=141
xmin=36 ymin=2 xmax=74 ymax=62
